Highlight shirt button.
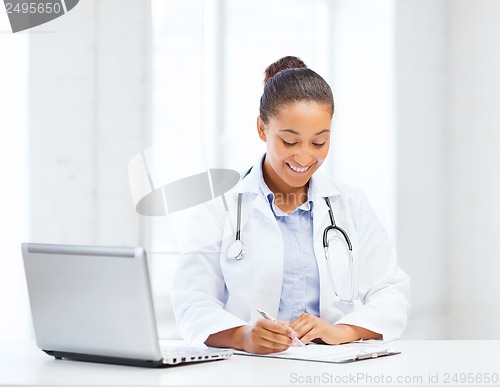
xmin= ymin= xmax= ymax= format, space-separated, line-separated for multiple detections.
xmin=297 ymin=273 xmax=303 ymax=279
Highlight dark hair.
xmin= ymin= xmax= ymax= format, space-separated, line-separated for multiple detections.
xmin=259 ymin=56 xmax=334 ymax=123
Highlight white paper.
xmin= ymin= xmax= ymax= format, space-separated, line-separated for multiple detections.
xmin=234 ymin=343 xmax=397 ymax=363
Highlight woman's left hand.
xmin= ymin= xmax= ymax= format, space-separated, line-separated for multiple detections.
xmin=290 ymin=313 xmax=340 ymax=345
xmin=291 ymin=313 xmax=382 ymax=345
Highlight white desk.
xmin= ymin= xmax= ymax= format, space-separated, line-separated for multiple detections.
xmin=1 ymin=340 xmax=499 ymax=387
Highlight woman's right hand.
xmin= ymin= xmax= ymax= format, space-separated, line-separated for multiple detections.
xmin=237 ymin=319 xmax=295 ymax=354
xmin=205 ymin=320 xmax=296 ymax=354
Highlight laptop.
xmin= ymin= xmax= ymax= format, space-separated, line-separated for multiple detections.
xmin=21 ymin=243 xmax=233 ymax=368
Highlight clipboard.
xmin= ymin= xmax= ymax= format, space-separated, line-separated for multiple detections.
xmin=234 ymin=343 xmax=401 ymax=364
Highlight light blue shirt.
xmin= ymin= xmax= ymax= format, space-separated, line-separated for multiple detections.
xmin=257 ymin=165 xmax=320 ymax=322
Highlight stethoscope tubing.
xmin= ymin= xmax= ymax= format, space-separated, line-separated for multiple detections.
xmin=225 ymin=169 xmax=355 ymax=303
xmin=322 ymin=197 xmax=355 ymax=303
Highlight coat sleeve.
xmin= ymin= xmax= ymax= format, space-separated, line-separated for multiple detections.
xmin=334 ymin=193 xmax=411 ymax=341
xmin=169 ymin=198 xmax=247 ymax=345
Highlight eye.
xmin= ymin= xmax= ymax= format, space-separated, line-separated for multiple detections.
xmin=282 ymin=140 xmax=297 ymax=146
xmin=313 ymin=142 xmax=326 ymax=147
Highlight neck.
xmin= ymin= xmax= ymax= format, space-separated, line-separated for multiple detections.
xmin=262 ymin=162 xmax=308 ymax=213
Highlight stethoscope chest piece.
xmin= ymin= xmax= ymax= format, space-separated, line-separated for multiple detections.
xmin=226 ymin=239 xmax=245 ymax=260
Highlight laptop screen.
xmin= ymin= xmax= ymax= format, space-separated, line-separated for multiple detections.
xmin=22 ymin=243 xmax=162 ymax=361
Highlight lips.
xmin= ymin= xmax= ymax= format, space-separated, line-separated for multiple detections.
xmin=286 ymin=162 xmax=315 ymax=173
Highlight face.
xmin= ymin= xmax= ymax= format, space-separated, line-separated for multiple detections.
xmin=257 ymin=101 xmax=332 ymax=194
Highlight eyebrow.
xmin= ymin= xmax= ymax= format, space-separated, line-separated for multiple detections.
xmin=279 ymin=129 xmax=330 ymax=136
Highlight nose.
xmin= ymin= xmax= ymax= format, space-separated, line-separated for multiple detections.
xmin=294 ymin=144 xmax=315 ymax=166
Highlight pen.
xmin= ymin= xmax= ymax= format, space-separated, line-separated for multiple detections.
xmin=256 ymin=308 xmax=306 ymax=347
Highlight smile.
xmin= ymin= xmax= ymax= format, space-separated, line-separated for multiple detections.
xmin=286 ymin=162 xmax=314 ymax=173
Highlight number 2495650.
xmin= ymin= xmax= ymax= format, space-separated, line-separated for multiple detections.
xmin=5 ymin=2 xmax=62 ymax=14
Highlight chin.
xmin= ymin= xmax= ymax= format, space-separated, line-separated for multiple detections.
xmin=283 ymin=173 xmax=313 ymax=188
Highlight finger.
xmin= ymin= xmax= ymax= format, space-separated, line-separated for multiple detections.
xmin=261 ymin=327 xmax=295 ymax=346
xmin=254 ymin=320 xmax=294 ymax=345
xmin=253 ymin=341 xmax=290 ymax=354
xmin=246 ymin=334 xmax=290 ymax=354
xmin=295 ymin=322 xmax=318 ymax=344
xmin=292 ymin=320 xmax=317 ymax=343
xmin=290 ymin=313 xmax=313 ymax=329
xmin=258 ymin=336 xmax=292 ymax=352
xmin=275 ymin=320 xmax=302 ymax=341
xmin=251 ymin=330 xmax=292 ymax=353
xmin=259 ymin=319 xmax=294 ymax=336
xmin=292 ymin=318 xmax=313 ymax=337
xmin=295 ymin=328 xmax=314 ymax=343
xmin=291 ymin=318 xmax=306 ymax=332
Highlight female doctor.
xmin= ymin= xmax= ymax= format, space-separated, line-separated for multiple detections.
xmin=171 ymin=56 xmax=410 ymax=354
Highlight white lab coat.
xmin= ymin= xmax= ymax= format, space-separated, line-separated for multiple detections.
xmin=170 ymin=156 xmax=410 ymax=345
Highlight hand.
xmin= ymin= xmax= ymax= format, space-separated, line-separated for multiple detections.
xmin=291 ymin=314 xmax=383 ymax=345
xmin=291 ymin=313 xmax=340 ymax=345
xmin=239 ymin=319 xmax=296 ymax=354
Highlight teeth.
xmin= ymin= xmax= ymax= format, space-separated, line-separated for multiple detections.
xmin=288 ymin=163 xmax=310 ymax=173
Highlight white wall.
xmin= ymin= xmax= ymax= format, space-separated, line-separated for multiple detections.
xmin=27 ymin=0 xmax=158 ymax=334
xmin=395 ymin=0 xmax=447 ymax=339
xmin=28 ymin=0 xmax=150 ymax=246
xmin=0 ymin=14 xmax=31 ymax=339
xmin=444 ymin=0 xmax=500 ymax=338
xmin=396 ymin=0 xmax=500 ymax=339
xmin=25 ymin=0 xmax=187 ymax=339
xmin=328 ymin=0 xmax=397 ymax=241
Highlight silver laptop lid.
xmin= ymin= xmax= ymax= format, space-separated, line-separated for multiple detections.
xmin=21 ymin=243 xmax=162 ymax=361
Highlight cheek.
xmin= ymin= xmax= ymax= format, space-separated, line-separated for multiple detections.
xmin=268 ymin=140 xmax=289 ymax=158
xmin=319 ymin=147 xmax=329 ymax=160
xmin=318 ymin=143 xmax=330 ymax=159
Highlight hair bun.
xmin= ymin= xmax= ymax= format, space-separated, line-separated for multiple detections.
xmin=263 ymin=56 xmax=307 ymax=85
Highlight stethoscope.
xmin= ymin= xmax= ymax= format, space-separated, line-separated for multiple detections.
xmin=225 ymin=171 xmax=355 ymax=303
xmin=323 ymin=197 xmax=355 ymax=303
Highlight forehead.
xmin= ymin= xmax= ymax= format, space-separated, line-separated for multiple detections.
xmin=270 ymin=101 xmax=332 ymax=133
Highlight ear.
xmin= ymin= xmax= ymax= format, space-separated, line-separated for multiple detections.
xmin=257 ymin=116 xmax=267 ymax=142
